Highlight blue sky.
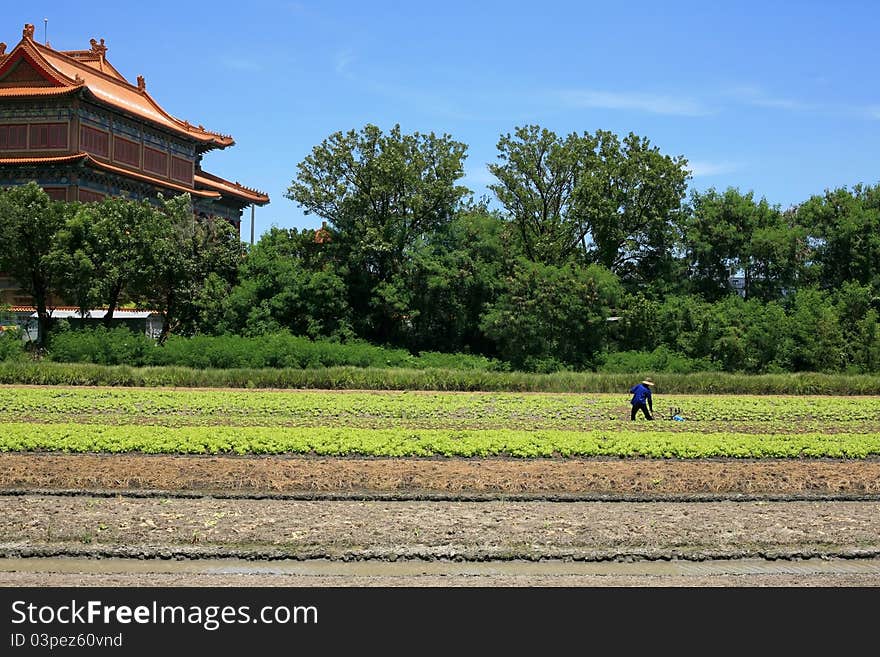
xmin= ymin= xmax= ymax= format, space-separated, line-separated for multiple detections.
xmin=7 ymin=1 xmax=880 ymax=239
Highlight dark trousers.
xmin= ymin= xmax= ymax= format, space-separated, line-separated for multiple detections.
xmin=631 ymin=403 xmax=653 ymax=421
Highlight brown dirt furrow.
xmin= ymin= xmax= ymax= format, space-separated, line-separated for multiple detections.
xmin=1 ymin=496 xmax=879 ymax=561
xmin=1 ymin=453 xmax=879 ymax=498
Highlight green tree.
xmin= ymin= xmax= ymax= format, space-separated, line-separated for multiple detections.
xmin=286 ymin=123 xmax=470 ymax=343
xmin=748 ymin=212 xmax=808 ymax=301
xmin=400 ymin=204 xmax=510 ymax=354
xmin=833 ymin=281 xmax=880 ymax=372
xmin=0 ymin=182 xmax=77 ymax=344
xmin=795 ymin=184 xmax=880 ymax=293
xmin=136 ymin=194 xmax=245 ymax=342
xmin=479 ymin=260 xmax=622 ymax=370
xmin=488 ymin=125 xmax=594 ymax=265
xmin=777 ymin=288 xmax=845 ymax=372
xmin=576 ymin=130 xmax=690 ymax=291
xmin=488 ymin=126 xmax=689 ymax=292
xmin=48 ymin=196 xmax=163 ymax=323
xmin=682 ymin=187 xmax=805 ymax=301
xmin=853 ymin=309 xmax=880 ymax=373
xmin=655 ymin=294 xmax=716 ymax=361
xmin=221 ymin=226 xmax=352 ymax=339
xmin=685 ymin=187 xmax=754 ymax=299
xmin=614 ymin=293 xmax=662 ymax=352
xmin=739 ymin=300 xmax=788 ymax=372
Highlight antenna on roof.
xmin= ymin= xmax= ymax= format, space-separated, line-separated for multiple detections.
xmin=43 ymin=18 xmax=48 ymax=45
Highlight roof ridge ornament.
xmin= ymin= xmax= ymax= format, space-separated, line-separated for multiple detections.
xmin=137 ymin=75 xmax=146 ymax=91
xmin=23 ymin=24 xmax=35 ymax=39
xmin=89 ymin=38 xmax=108 ymax=57
xmin=0 ymin=43 xmax=6 ymax=55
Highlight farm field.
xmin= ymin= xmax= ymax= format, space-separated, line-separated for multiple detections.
xmin=3 ymin=386 xmax=880 ymax=431
xmin=1 ymin=384 xmax=879 ymax=586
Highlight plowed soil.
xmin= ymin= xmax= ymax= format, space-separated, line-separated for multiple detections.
xmin=2 ymin=453 xmax=880 ymax=498
xmin=2 ymin=453 xmax=880 ymax=586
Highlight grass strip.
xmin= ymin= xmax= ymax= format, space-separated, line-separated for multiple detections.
xmin=2 ymin=362 xmax=880 ymax=394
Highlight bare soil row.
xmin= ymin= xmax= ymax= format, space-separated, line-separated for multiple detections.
xmin=3 ymin=453 xmax=880 ymax=586
xmin=1 ymin=453 xmax=879 ymax=499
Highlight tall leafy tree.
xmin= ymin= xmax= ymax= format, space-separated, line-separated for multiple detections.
xmin=400 ymin=204 xmax=510 ymax=354
xmin=220 ymin=226 xmax=352 ymax=339
xmin=48 ymin=196 xmax=164 ymax=323
xmin=682 ymin=187 xmax=805 ymax=301
xmin=748 ymin=213 xmax=808 ymax=301
xmin=286 ymin=123 xmax=470 ymax=342
xmin=575 ymin=130 xmax=690 ymax=289
xmin=777 ymin=288 xmax=845 ymax=372
xmin=479 ymin=260 xmax=622 ymax=370
xmin=488 ymin=125 xmax=594 ymax=265
xmin=795 ymin=183 xmax=880 ymax=293
xmin=0 ymin=182 xmax=77 ymax=344
xmin=488 ymin=125 xmax=689 ymax=292
xmin=136 ymin=194 xmax=245 ymax=342
xmin=833 ymin=281 xmax=880 ymax=372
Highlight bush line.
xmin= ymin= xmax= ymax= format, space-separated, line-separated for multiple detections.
xmin=2 ymin=362 xmax=880 ymax=394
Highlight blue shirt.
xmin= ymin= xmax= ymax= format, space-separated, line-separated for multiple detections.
xmin=630 ymin=383 xmax=652 ymax=406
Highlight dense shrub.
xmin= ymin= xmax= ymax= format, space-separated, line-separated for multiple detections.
xmin=45 ymin=328 xmax=505 ymax=371
xmin=408 ymin=351 xmax=508 ymax=371
xmin=0 ymin=328 xmax=26 ymax=362
xmin=480 ymin=260 xmax=622 ymax=370
xmin=152 ymin=334 xmax=414 ymax=369
xmin=46 ymin=325 xmax=154 ymax=366
xmin=597 ymin=346 xmax=716 ymax=374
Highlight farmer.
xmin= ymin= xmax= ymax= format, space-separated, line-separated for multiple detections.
xmin=629 ymin=379 xmax=654 ymax=421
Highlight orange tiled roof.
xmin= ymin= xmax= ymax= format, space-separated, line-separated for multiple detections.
xmin=0 ymin=151 xmax=221 ymax=199
xmin=0 ymin=25 xmax=234 ymax=151
xmin=0 ymin=153 xmax=89 ymax=165
xmin=60 ymin=40 xmax=128 ymax=82
xmin=84 ymin=155 xmax=221 ymax=199
xmin=194 ymin=170 xmax=270 ymax=205
xmin=0 ymin=85 xmax=79 ymax=97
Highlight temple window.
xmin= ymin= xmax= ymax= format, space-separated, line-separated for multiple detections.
xmin=170 ymin=155 xmax=193 ymax=184
xmin=0 ymin=124 xmax=28 ymax=150
xmin=81 ymin=125 xmax=110 ymax=157
xmin=143 ymin=146 xmax=168 ymax=176
xmin=113 ymin=136 xmax=140 ymax=167
xmin=29 ymin=123 xmax=68 ymax=149
xmin=78 ymin=189 xmax=105 ymax=203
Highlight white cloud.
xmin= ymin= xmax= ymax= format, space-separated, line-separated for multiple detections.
xmin=687 ymin=160 xmax=741 ymax=177
xmin=560 ymin=90 xmax=711 ymax=116
xmin=725 ymin=85 xmax=880 ymax=120
xmin=335 ymin=49 xmax=355 ymax=75
xmin=725 ymin=85 xmax=810 ymax=111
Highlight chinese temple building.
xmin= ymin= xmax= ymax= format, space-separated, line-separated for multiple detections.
xmin=0 ymin=23 xmax=269 ymax=306
xmin=0 ymin=24 xmax=270 ymax=219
